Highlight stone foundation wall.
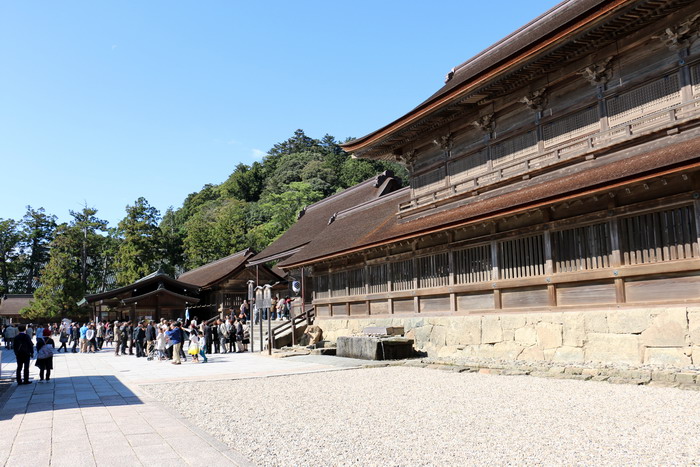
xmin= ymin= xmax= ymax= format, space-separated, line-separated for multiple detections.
xmin=316 ymin=306 xmax=700 ymax=367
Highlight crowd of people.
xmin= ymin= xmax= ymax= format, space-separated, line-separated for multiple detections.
xmin=1 ymin=309 xmax=254 ymax=385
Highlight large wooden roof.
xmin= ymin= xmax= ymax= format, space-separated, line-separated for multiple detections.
xmin=178 ymin=249 xmax=253 ymax=288
xmin=248 ymin=171 xmax=403 ymax=266
xmin=342 ymin=0 xmax=695 ymax=159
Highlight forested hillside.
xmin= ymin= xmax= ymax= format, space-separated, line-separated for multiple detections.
xmin=0 ymin=130 xmax=406 ymax=319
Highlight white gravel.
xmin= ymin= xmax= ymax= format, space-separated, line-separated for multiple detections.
xmin=141 ymin=366 xmax=700 ymax=466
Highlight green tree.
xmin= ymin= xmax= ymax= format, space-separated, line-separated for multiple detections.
xmin=19 ymin=206 xmax=57 ymax=293
xmin=114 ymin=197 xmax=163 ymax=285
xmin=23 ymin=206 xmax=109 ymax=319
xmin=0 ymin=218 xmax=21 ymax=294
xmin=161 ymin=208 xmax=185 ymax=277
xmin=183 ymin=199 xmax=248 ymax=268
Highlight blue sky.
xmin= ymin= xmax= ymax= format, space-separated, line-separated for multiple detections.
xmin=0 ymin=0 xmax=560 ymax=227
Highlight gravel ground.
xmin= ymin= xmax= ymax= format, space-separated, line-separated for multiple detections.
xmin=141 ymin=366 xmax=700 ymax=466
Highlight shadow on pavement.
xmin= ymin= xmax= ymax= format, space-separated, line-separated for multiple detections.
xmin=0 ymin=374 xmax=143 ymax=420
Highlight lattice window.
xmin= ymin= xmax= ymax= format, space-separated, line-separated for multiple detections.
xmin=448 ymin=149 xmax=489 ymax=183
xmin=454 ymin=245 xmax=491 ymax=284
xmin=491 ymin=131 xmax=537 ymax=167
xmin=542 ymin=106 xmax=599 ymax=148
xmin=368 ymin=263 xmax=388 ymax=294
xmin=348 ymin=268 xmax=365 ymax=296
xmin=391 ymin=259 xmax=414 ymax=292
xmin=498 ymin=234 xmax=546 ymax=279
xmin=620 ymin=206 xmax=698 ymax=265
xmin=418 ymin=252 xmax=450 ymax=288
xmin=607 ymin=74 xmax=681 ymax=127
xmin=313 ymin=275 xmax=329 ymax=299
xmin=330 ymin=271 xmax=347 ymax=298
xmin=553 ymin=222 xmax=612 ymax=273
xmin=411 ymin=167 xmax=446 ymax=196
xmin=691 ymin=63 xmax=700 ymax=96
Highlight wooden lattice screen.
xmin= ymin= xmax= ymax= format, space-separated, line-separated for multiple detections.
xmin=368 ymin=264 xmax=388 ymax=294
xmin=553 ymin=222 xmax=612 ymax=272
xmin=498 ymin=234 xmax=546 ymax=279
xmin=391 ymin=259 xmax=414 ymax=292
xmin=620 ymin=205 xmax=698 ymax=265
xmin=418 ymin=253 xmax=450 ymax=288
xmin=454 ymin=244 xmax=492 ymax=284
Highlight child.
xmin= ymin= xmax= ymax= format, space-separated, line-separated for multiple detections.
xmin=155 ymin=327 xmax=167 ymax=360
xmin=198 ymin=331 xmax=208 ymax=363
xmin=188 ymin=330 xmax=200 ymax=362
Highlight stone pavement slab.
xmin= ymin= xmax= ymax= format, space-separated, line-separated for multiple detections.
xmin=0 ymin=343 xmax=367 ymax=466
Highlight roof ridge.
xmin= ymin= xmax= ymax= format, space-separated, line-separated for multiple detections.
xmin=180 ymin=248 xmax=251 ymax=274
xmin=304 ymin=172 xmax=394 ymax=212
xmin=334 ymin=186 xmax=409 ymax=220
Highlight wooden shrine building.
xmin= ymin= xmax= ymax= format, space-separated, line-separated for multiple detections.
xmin=270 ymin=0 xmax=700 ymax=366
xmin=0 ymin=294 xmax=32 ymax=324
xmin=178 ymin=249 xmax=285 ymax=318
xmin=84 ymin=271 xmax=200 ymax=322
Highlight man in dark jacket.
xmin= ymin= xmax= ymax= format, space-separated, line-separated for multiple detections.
xmin=70 ymin=323 xmax=80 ymax=353
xmin=13 ymin=324 xmax=33 ymax=385
xmin=204 ymin=322 xmax=212 ymax=354
xmin=134 ymin=322 xmax=146 ymax=357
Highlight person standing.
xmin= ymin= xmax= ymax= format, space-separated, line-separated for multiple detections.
xmin=218 ymin=319 xmax=229 ymax=354
xmin=35 ymin=329 xmax=55 ymax=382
xmin=134 ymin=322 xmax=146 ymax=357
xmin=166 ymin=322 xmax=184 ymax=365
xmin=146 ymin=321 xmax=156 ymax=356
xmin=85 ymin=325 xmax=96 ymax=353
xmin=120 ymin=322 xmax=130 ymax=356
xmin=114 ymin=321 xmax=122 ymax=356
xmin=211 ymin=320 xmax=220 ymax=353
xmin=13 ymin=324 xmax=33 ymax=385
xmin=4 ymin=324 xmax=17 ymax=349
xmin=79 ymin=323 xmax=88 ymax=353
xmin=70 ymin=323 xmax=79 ymax=353
xmin=96 ymin=322 xmax=105 ymax=350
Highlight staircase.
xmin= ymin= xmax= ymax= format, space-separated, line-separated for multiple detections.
xmin=263 ymin=304 xmax=315 ymax=352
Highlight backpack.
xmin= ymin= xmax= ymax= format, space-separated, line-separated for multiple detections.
xmin=37 ymin=343 xmax=54 ymax=360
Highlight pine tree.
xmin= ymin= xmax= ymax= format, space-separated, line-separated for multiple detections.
xmin=114 ymin=198 xmax=163 ymax=285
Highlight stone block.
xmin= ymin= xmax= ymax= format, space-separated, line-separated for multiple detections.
xmin=445 ymin=316 xmax=481 ymax=346
xmin=640 ymin=308 xmax=688 ymax=347
xmin=643 ymin=347 xmax=692 ymax=366
xmin=536 ymin=322 xmax=563 ymax=349
xmin=552 ymin=346 xmax=585 ymax=363
xmin=481 ymin=316 xmax=502 ymax=344
xmin=651 ymin=370 xmax=676 ymax=383
xmin=429 ymin=325 xmax=447 ymax=347
xmin=584 ymin=311 xmax=608 ymax=333
xmin=336 ymin=336 xmax=414 ymax=360
xmin=584 ymin=333 xmax=642 ymax=364
xmin=514 ymin=326 xmax=537 ymax=346
xmin=689 ymin=312 xmax=700 ymax=344
xmin=436 ymin=345 xmax=460 ymax=358
xmin=492 ymin=341 xmax=523 ymax=360
xmin=607 ymin=309 xmax=651 ymax=334
xmin=675 ymin=372 xmax=697 ymax=384
xmin=500 ymin=314 xmax=527 ymax=330
xmin=562 ymin=312 xmax=585 ymax=347
xmin=502 ymin=329 xmax=515 ymax=341
xmin=476 ymin=344 xmax=497 ymax=359
xmin=413 ymin=325 xmax=433 ymax=348
xmin=543 ymin=348 xmax=557 ymax=361
xmin=518 ymin=346 xmax=544 ymax=362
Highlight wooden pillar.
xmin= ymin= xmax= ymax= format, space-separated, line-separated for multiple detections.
xmin=609 ymin=217 xmax=626 ymax=304
xmin=490 ymin=240 xmax=501 ymax=309
xmin=543 ymin=230 xmax=556 ymax=307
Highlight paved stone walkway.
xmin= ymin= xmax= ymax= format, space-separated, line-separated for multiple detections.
xmin=0 ymin=346 xmax=365 ymax=466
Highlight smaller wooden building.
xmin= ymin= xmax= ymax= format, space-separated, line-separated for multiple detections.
xmin=0 ymin=294 xmax=32 ymax=324
xmin=177 ymin=249 xmax=284 ymax=318
xmin=84 ymin=271 xmax=200 ymax=322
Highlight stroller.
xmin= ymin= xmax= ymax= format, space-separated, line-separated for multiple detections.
xmin=147 ymin=345 xmax=165 ymax=361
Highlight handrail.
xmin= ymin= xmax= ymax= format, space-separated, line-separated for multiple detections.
xmin=267 ymin=304 xmax=315 ymax=353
